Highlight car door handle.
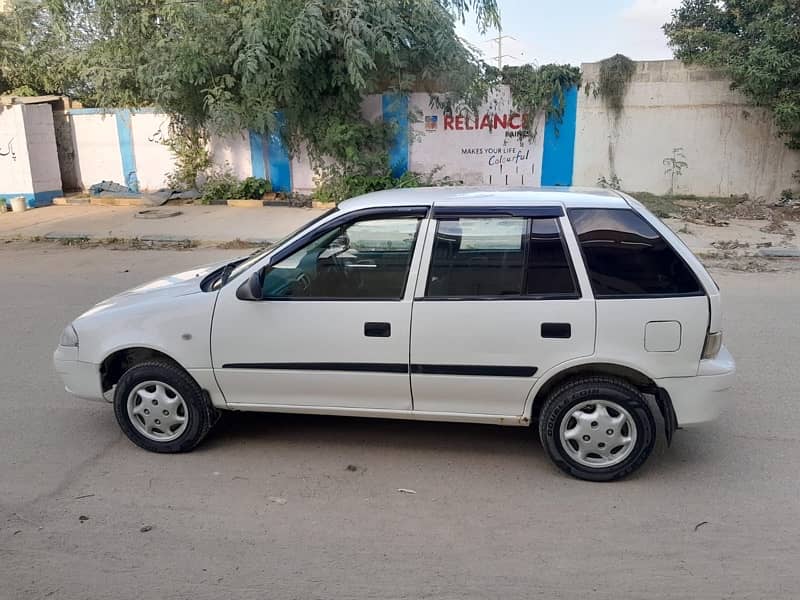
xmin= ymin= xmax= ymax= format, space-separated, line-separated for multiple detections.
xmin=364 ymin=322 xmax=391 ymax=337
xmin=541 ymin=322 xmax=571 ymax=339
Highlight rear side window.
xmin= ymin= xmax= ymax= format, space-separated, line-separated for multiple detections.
xmin=425 ymin=217 xmax=578 ymax=298
xmin=569 ymin=208 xmax=702 ymax=297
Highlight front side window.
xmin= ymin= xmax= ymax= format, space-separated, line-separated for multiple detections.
xmin=569 ymin=208 xmax=702 ymax=297
xmin=425 ymin=217 xmax=578 ymax=298
xmin=261 ymin=217 xmax=421 ymax=299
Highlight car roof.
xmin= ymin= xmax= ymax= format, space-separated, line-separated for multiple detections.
xmin=337 ymin=186 xmax=632 ymax=213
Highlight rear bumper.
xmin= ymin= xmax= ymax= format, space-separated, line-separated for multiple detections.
xmin=655 ymin=346 xmax=736 ymax=426
xmin=53 ymin=346 xmax=105 ymax=402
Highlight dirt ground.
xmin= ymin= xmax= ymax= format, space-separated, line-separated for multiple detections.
xmin=629 ymin=193 xmax=800 ymax=273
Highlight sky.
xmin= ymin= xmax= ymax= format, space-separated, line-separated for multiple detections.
xmin=457 ymin=0 xmax=683 ymax=67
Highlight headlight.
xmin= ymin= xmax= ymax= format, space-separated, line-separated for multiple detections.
xmin=59 ymin=324 xmax=79 ymax=347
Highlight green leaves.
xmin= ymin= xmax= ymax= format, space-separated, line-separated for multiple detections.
xmin=4 ymin=0 xmax=501 ymax=185
xmin=665 ymin=0 xmax=800 ymax=148
xmin=498 ymin=63 xmax=582 ymax=138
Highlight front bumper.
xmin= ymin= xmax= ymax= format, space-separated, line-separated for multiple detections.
xmin=53 ymin=345 xmax=105 ymax=401
xmin=655 ymin=345 xmax=736 ymax=426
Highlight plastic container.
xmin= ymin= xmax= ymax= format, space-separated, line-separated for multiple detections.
xmin=10 ymin=196 xmax=27 ymax=213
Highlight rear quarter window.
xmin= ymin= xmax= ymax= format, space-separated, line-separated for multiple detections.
xmin=569 ymin=208 xmax=703 ymax=297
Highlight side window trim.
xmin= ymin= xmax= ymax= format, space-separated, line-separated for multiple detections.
xmin=418 ymin=214 xmax=582 ymax=301
xmin=431 ymin=205 xmax=564 ymax=219
xmin=267 ymin=206 xmax=430 ymax=267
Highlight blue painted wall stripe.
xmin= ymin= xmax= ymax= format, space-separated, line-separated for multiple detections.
xmin=65 ymin=108 xmax=114 ymax=115
xmin=114 ymin=109 xmax=139 ymax=192
xmin=382 ymin=93 xmax=409 ymax=178
xmin=541 ymin=86 xmax=578 ymax=187
xmin=1 ymin=189 xmax=62 ymax=209
xmin=267 ymin=112 xmax=292 ymax=193
xmin=248 ymin=130 xmax=267 ymax=179
xmin=67 ymin=107 xmax=158 ymax=115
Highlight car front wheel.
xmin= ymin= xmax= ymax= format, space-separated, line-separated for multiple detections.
xmin=538 ymin=376 xmax=656 ymax=481
xmin=113 ymin=361 xmax=217 ymax=453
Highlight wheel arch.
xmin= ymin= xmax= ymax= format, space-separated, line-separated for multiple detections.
xmin=100 ymin=346 xmax=186 ymax=393
xmin=527 ymin=362 xmax=657 ymax=423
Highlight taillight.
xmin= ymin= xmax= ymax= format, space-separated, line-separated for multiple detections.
xmin=702 ymin=331 xmax=723 ymax=359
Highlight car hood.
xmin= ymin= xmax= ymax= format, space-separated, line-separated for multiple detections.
xmin=75 ymin=258 xmax=236 ymax=321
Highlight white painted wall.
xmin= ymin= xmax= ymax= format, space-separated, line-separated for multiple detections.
xmin=66 ymin=110 xmax=255 ymax=190
xmin=69 ymin=111 xmax=124 ymax=189
xmin=22 ymin=104 xmax=62 ymax=195
xmin=290 ymin=143 xmax=316 ymax=193
xmin=130 ymin=112 xmax=174 ymax=190
xmin=289 ymin=89 xmax=545 ymax=191
xmin=0 ymin=105 xmax=33 ymax=195
xmin=408 ymin=86 xmax=544 ymax=186
xmin=210 ymin=131 xmax=252 ymax=181
xmin=32 ymin=62 xmax=800 ymax=199
xmin=574 ymin=59 xmax=800 ymax=199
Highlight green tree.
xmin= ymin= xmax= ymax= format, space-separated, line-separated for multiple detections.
xmin=664 ymin=0 xmax=800 ymax=149
xmin=0 ymin=0 xmax=84 ymax=97
xmin=1 ymin=0 xmax=499 ymax=188
xmin=7 ymin=0 xmax=496 ymax=186
xmin=56 ymin=1 xmax=497 ymax=160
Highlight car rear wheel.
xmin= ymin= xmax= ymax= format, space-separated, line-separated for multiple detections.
xmin=538 ymin=376 xmax=656 ymax=481
xmin=113 ymin=360 xmax=218 ymax=453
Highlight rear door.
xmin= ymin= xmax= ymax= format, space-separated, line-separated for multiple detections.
xmin=409 ymin=206 xmax=596 ymax=416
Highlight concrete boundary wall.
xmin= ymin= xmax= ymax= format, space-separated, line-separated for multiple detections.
xmin=52 ymin=87 xmax=576 ymax=195
xmin=574 ymin=60 xmax=800 ymax=199
xmin=289 ymin=87 xmax=576 ymax=191
xmin=3 ymin=60 xmax=798 ymax=201
xmin=0 ymin=104 xmax=63 ymax=208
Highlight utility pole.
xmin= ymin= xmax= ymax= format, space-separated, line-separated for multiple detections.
xmin=486 ymin=26 xmax=517 ymax=68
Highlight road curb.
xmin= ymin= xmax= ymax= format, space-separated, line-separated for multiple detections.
xmin=0 ymin=231 xmax=277 ymax=249
xmin=43 ymin=232 xmax=91 ymax=241
xmin=8 ymin=232 xmax=795 ymax=257
xmin=757 ymin=247 xmax=800 ymax=258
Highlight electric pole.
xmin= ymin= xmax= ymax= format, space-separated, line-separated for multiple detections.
xmin=486 ymin=26 xmax=517 ymax=68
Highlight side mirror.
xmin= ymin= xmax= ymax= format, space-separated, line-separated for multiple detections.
xmin=236 ymin=269 xmax=264 ymax=301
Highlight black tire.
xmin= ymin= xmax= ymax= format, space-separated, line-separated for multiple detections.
xmin=113 ymin=360 xmax=218 ymax=453
xmin=538 ymin=376 xmax=656 ymax=482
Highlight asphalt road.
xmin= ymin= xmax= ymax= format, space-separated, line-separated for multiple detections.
xmin=1 ymin=242 xmax=799 ymax=599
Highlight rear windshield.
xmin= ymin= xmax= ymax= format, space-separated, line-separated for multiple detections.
xmin=569 ymin=208 xmax=703 ymax=298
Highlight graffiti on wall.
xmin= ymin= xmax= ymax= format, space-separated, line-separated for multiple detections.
xmin=147 ymin=119 xmax=169 ymax=144
xmin=0 ymin=137 xmax=16 ymax=161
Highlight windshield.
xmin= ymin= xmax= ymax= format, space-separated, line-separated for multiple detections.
xmin=223 ymin=207 xmax=338 ymax=284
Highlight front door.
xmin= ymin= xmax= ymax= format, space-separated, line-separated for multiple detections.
xmin=410 ymin=209 xmax=596 ymax=416
xmin=211 ymin=209 xmax=428 ymax=409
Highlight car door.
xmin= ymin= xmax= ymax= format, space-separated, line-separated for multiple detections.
xmin=211 ymin=207 xmax=428 ymax=410
xmin=409 ymin=206 xmax=596 ymax=416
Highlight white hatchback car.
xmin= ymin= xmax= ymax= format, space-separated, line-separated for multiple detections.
xmin=54 ymin=188 xmax=735 ymax=481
